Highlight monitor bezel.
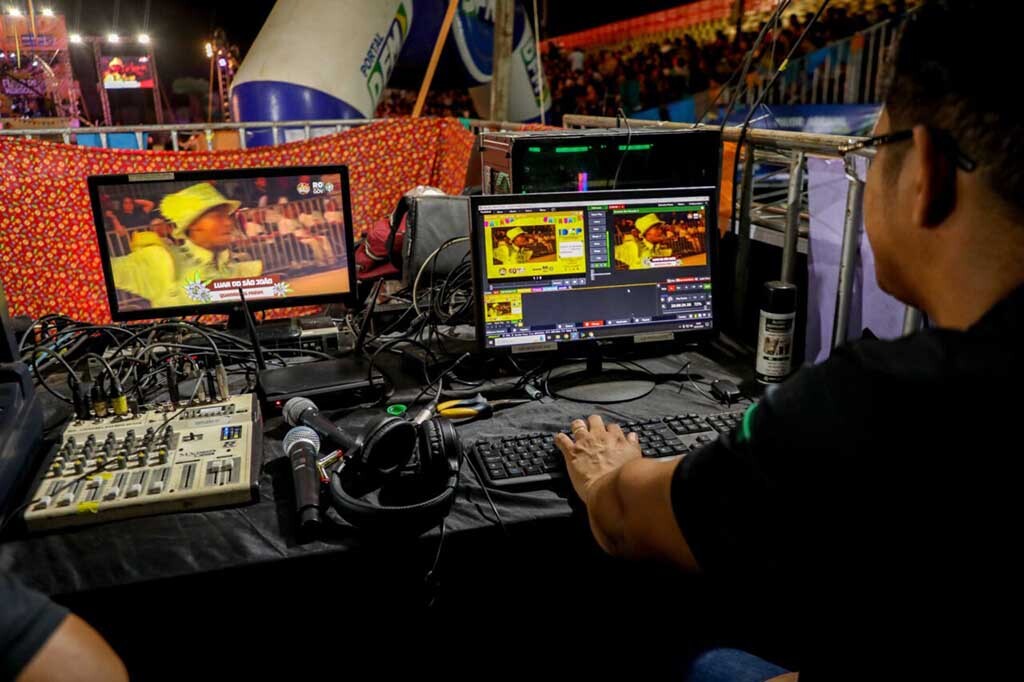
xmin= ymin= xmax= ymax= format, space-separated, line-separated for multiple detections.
xmin=469 ymin=186 xmax=721 ymax=355
xmin=88 ymin=164 xmax=357 ymax=322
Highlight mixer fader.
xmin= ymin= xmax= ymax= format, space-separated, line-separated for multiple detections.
xmin=25 ymin=394 xmax=262 ymax=531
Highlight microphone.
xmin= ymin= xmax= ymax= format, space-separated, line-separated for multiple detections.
xmin=283 ymin=395 xmax=417 ymax=477
xmin=283 ymin=397 xmax=357 ymax=453
xmin=282 ymin=426 xmax=322 ymax=532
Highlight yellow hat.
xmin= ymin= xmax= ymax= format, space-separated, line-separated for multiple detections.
xmin=160 ymin=183 xmax=240 ymax=240
xmin=506 ymin=227 xmax=525 ymax=241
xmin=635 ymin=213 xmax=665 ymax=235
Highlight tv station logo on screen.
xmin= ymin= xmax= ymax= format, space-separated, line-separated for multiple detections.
xmin=297 ymin=180 xmax=335 ymax=196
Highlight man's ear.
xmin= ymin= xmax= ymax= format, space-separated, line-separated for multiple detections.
xmin=910 ymin=124 xmax=957 ymax=228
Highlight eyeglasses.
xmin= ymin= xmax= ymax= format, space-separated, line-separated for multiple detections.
xmin=838 ymin=129 xmax=978 ymax=183
xmin=838 ymin=130 xmax=914 ymax=156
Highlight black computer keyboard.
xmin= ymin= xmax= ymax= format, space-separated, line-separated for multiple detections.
xmin=471 ymin=411 xmax=745 ymax=490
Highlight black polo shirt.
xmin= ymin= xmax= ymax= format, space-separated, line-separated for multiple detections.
xmin=0 ymin=573 xmax=67 ymax=679
xmin=672 ymin=284 xmax=1024 ymax=679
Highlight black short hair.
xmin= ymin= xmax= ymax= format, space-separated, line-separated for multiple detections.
xmin=884 ymin=1 xmax=1024 ymax=213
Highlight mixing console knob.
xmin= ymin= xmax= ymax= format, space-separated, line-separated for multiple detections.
xmin=50 ymin=461 xmax=64 ymax=475
xmin=115 ymin=456 xmax=126 ymax=469
xmin=82 ymin=445 xmax=94 ymax=458
xmin=86 ymin=434 xmax=96 ymax=446
xmin=157 ymin=448 xmax=168 ymax=464
xmin=65 ymin=436 xmax=76 ymax=450
xmin=126 ymin=429 xmax=135 ymax=438
xmin=94 ymin=456 xmax=106 ymax=468
xmin=73 ymin=460 xmax=85 ymax=474
xmin=103 ymin=488 xmax=119 ymax=501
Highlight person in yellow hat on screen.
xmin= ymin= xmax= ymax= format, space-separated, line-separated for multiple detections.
xmin=110 ymin=183 xmax=262 ymax=309
xmin=493 ymin=226 xmax=537 ymax=266
xmin=614 ymin=213 xmax=672 ymax=269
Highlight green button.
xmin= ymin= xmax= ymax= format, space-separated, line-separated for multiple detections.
xmin=386 ymin=404 xmax=407 ymax=416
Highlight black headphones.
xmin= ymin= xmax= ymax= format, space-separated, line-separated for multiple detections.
xmin=329 ymin=414 xmax=461 ymax=535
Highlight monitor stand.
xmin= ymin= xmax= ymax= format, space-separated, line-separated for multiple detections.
xmin=546 ymin=353 xmax=656 ymax=404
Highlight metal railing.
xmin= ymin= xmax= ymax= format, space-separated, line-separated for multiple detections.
xmin=563 ymin=113 xmax=923 ymax=344
xmin=0 ymin=116 xmax=544 ymax=150
xmin=741 ymin=19 xmax=897 ymax=108
xmin=0 ymin=119 xmax=376 ymax=150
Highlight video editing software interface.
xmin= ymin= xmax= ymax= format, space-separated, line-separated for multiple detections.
xmin=474 ymin=190 xmax=716 ymax=348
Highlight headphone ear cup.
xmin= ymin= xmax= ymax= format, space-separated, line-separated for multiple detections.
xmin=418 ymin=418 xmax=460 ymax=483
xmin=328 ymin=417 xmax=460 ymax=535
xmin=360 ymin=416 xmax=417 ymax=478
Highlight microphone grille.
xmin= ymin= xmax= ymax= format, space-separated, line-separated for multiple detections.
xmin=282 ymin=426 xmax=320 ymax=452
xmin=283 ymin=397 xmax=316 ymax=426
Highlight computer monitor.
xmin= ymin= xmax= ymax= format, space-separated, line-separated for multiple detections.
xmin=480 ymin=128 xmax=722 ymax=195
xmin=470 ymin=188 xmax=719 ymax=400
xmin=88 ymin=165 xmax=356 ymax=321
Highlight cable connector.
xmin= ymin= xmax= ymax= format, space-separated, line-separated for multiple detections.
xmin=90 ymin=382 xmax=108 ymax=418
xmin=69 ymin=377 xmax=91 ymax=421
xmin=109 ymin=377 xmax=129 ymax=416
xmin=215 ymin=363 xmax=230 ymax=401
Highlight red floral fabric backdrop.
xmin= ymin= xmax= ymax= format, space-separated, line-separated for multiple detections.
xmin=0 ymin=118 xmax=474 ymax=323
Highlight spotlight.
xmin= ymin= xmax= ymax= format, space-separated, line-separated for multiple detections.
xmin=137 ymin=33 xmax=150 ymax=45
xmin=218 ymin=57 xmax=227 ymax=68
xmin=70 ymin=33 xmax=83 ymax=44
xmin=107 ymin=33 xmax=120 ymax=43
xmin=41 ymin=8 xmax=54 ymax=17
xmin=6 ymin=8 xmax=23 ymax=17
xmin=204 ymin=42 xmax=213 ymax=59
xmin=139 ymin=55 xmax=149 ymax=63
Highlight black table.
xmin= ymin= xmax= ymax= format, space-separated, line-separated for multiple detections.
xmin=0 ymin=347 xmax=771 ymax=678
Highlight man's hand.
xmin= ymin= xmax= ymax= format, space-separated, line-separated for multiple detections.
xmin=553 ymin=415 xmax=642 ymax=506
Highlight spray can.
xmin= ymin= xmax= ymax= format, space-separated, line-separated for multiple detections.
xmin=756 ymin=281 xmax=798 ymax=384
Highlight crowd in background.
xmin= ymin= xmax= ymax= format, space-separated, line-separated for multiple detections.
xmin=377 ymin=1 xmax=906 ymax=123
xmin=376 ymin=88 xmax=479 ymax=119
xmin=543 ymin=1 xmax=906 ymax=123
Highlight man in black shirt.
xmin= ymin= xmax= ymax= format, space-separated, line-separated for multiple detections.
xmin=554 ymin=2 xmax=1019 ymax=679
xmin=1 ymin=572 xmax=126 ymax=681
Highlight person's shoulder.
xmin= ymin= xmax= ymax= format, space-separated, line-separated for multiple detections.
xmin=116 ymin=240 xmax=173 ymax=267
xmin=831 ymin=327 xmax=962 ymax=380
xmin=760 ymin=332 xmax=947 ymax=426
xmin=128 ymin=231 xmax=168 ymax=252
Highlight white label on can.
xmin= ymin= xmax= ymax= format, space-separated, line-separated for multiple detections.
xmin=756 ymin=311 xmax=796 ymax=379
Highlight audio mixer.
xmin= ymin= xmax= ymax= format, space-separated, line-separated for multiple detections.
xmin=24 ymin=394 xmax=263 ymax=531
